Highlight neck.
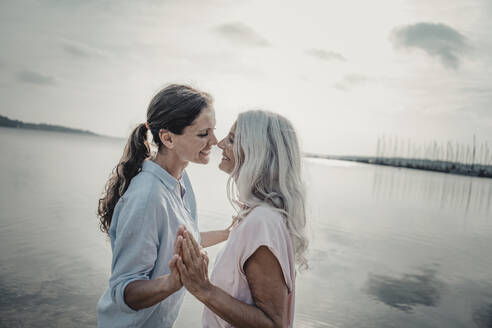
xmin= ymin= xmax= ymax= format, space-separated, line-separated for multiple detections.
xmin=153 ymin=150 xmax=188 ymax=180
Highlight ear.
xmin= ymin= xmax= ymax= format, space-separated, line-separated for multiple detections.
xmin=159 ymin=129 xmax=175 ymax=149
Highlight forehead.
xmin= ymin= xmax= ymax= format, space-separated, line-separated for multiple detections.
xmin=189 ymin=107 xmax=216 ymax=130
xmin=230 ymin=122 xmax=237 ymax=134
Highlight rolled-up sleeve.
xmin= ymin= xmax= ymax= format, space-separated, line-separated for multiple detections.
xmin=108 ymin=197 xmax=164 ymax=313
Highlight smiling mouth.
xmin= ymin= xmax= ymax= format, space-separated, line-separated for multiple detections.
xmin=222 ymin=153 xmax=230 ymax=161
xmin=200 ymin=150 xmax=210 ymax=156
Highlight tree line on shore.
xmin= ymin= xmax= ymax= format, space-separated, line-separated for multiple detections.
xmin=0 ymin=115 xmax=97 ymax=136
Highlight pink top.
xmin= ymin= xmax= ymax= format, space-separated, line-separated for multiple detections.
xmin=202 ymin=205 xmax=296 ymax=328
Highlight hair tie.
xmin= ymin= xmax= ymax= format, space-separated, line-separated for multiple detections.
xmin=145 ymin=122 xmax=150 ymax=130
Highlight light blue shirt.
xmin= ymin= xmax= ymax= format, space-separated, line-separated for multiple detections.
xmin=97 ymin=160 xmax=200 ymax=328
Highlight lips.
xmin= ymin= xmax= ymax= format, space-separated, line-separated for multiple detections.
xmin=222 ymin=152 xmax=230 ymax=160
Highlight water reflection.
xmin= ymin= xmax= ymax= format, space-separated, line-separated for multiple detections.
xmin=372 ymin=166 xmax=492 ymax=215
xmin=0 ymin=275 xmax=98 ymax=327
xmin=366 ymin=268 xmax=444 ymax=312
xmin=2 ymin=129 xmax=492 ymax=328
xmin=473 ymin=302 xmax=492 ymax=328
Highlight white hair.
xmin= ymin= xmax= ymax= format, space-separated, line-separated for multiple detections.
xmin=227 ymin=110 xmax=309 ymax=270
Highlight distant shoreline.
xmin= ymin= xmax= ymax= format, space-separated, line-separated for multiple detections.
xmin=305 ymin=154 xmax=492 ymax=179
xmin=0 ymin=115 xmax=99 ymax=136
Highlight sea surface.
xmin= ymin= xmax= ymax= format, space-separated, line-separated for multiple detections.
xmin=0 ymin=127 xmax=491 ymax=328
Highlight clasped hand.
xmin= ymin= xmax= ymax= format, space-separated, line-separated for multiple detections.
xmin=168 ymin=225 xmax=211 ymax=300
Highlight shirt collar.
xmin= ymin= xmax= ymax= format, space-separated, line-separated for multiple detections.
xmin=141 ymin=160 xmax=186 ymax=195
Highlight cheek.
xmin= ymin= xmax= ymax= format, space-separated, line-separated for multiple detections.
xmin=227 ymin=153 xmax=236 ymax=168
xmin=176 ymin=138 xmax=201 ymax=159
xmin=220 ymin=159 xmax=234 ymax=174
xmin=186 ymin=139 xmax=205 ymax=153
xmin=227 ymin=149 xmax=235 ymax=163
xmin=197 ymin=138 xmax=209 ymax=149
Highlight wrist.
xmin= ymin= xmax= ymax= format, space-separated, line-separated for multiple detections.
xmin=158 ymin=274 xmax=180 ymax=296
xmin=195 ymin=280 xmax=214 ymax=303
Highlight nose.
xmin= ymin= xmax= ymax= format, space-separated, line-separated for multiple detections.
xmin=217 ymin=138 xmax=225 ymax=150
xmin=209 ymin=130 xmax=218 ymax=146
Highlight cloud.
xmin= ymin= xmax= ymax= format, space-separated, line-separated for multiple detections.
xmin=365 ymin=268 xmax=444 ymax=312
xmin=334 ymin=73 xmax=369 ymax=91
xmin=214 ymin=22 xmax=269 ymax=47
xmin=16 ymin=70 xmax=56 ymax=86
xmin=306 ymin=49 xmax=346 ymax=62
xmin=391 ymin=22 xmax=470 ymax=70
xmin=62 ymin=42 xmax=105 ymax=59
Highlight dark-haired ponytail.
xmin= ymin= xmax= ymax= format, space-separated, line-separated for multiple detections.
xmin=98 ymin=123 xmax=149 ymax=235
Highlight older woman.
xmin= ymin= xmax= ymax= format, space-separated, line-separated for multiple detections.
xmin=176 ymin=110 xmax=309 ymax=328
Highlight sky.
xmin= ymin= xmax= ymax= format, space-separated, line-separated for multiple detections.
xmin=0 ymin=0 xmax=491 ymax=156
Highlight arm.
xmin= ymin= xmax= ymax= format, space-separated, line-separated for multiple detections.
xmin=199 ymin=216 xmax=238 ymax=248
xmin=177 ymin=231 xmax=289 ymax=328
xmin=124 ymin=228 xmax=184 ymax=310
xmin=124 ymin=255 xmax=181 ymax=310
xmin=200 ymin=230 xmax=229 ymax=248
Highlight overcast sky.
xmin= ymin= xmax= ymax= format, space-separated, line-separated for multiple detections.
xmin=1 ymin=0 xmax=491 ymax=155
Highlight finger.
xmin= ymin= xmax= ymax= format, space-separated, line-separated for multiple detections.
xmin=176 ymin=256 xmax=189 ymax=276
xmin=203 ymin=252 xmax=209 ymax=267
xmin=175 ymin=260 xmax=183 ymax=275
xmin=168 ymin=254 xmax=176 ymax=268
xmin=169 ymin=254 xmax=178 ymax=269
xmin=202 ymin=258 xmax=209 ymax=277
xmin=175 ymin=225 xmax=186 ymax=247
xmin=227 ymin=216 xmax=236 ymax=229
xmin=177 ymin=225 xmax=186 ymax=236
xmin=183 ymin=231 xmax=197 ymax=259
xmin=188 ymin=236 xmax=201 ymax=265
xmin=174 ymin=235 xmax=183 ymax=256
xmin=201 ymin=249 xmax=209 ymax=266
xmin=229 ymin=216 xmax=239 ymax=231
xmin=174 ymin=234 xmax=180 ymax=253
xmin=181 ymin=237 xmax=194 ymax=265
xmin=204 ymin=259 xmax=209 ymax=271
xmin=185 ymin=230 xmax=201 ymax=258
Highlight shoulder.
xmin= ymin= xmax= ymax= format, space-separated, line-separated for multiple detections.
xmin=240 ymin=205 xmax=285 ymax=232
xmin=130 ymin=170 xmax=162 ymax=193
xmin=120 ymin=172 xmax=170 ymax=215
xmin=245 ymin=205 xmax=284 ymax=223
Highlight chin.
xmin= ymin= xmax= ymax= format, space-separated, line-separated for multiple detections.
xmin=189 ymin=157 xmax=208 ymax=165
xmin=218 ymin=162 xmax=233 ymax=174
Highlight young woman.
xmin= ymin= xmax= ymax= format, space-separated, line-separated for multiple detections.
xmin=96 ymin=84 xmax=229 ymax=328
xmin=175 ymin=110 xmax=309 ymax=328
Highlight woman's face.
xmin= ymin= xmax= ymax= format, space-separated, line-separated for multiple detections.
xmin=217 ymin=122 xmax=236 ymax=174
xmin=173 ymin=106 xmax=218 ymax=165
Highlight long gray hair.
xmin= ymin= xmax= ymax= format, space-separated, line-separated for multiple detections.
xmin=227 ymin=110 xmax=309 ymax=270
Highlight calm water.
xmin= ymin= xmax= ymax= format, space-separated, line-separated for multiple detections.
xmin=1 ymin=127 xmax=491 ymax=328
